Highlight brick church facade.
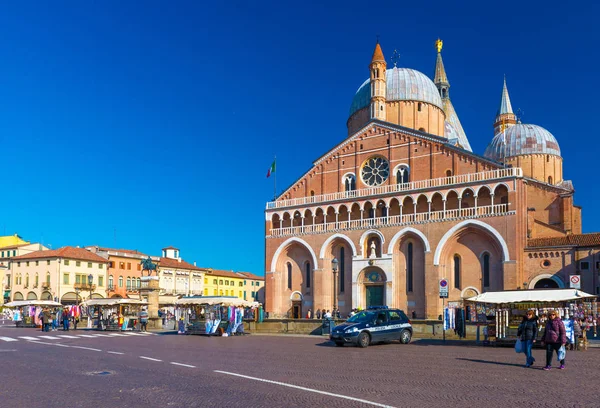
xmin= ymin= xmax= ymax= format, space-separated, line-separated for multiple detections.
xmin=264 ymin=40 xmax=598 ymax=319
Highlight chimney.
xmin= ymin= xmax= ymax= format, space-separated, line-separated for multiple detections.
xmin=194 ymin=261 xmax=196 ymax=266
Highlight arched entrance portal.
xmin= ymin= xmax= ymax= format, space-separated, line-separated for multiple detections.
xmin=534 ymin=279 xmax=559 ymax=289
xmin=290 ymin=291 xmax=303 ymax=319
xmin=360 ymin=268 xmax=386 ymax=308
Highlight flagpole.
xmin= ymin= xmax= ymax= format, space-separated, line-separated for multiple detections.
xmin=273 ymin=156 xmax=277 ymax=200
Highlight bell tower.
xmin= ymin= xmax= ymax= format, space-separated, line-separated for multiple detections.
xmin=493 ymin=77 xmax=517 ymax=134
xmin=369 ymin=41 xmax=387 ymax=121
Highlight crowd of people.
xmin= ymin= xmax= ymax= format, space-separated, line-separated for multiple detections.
xmin=303 ymin=308 xmax=363 ymax=319
xmin=38 ymin=307 xmax=79 ymax=332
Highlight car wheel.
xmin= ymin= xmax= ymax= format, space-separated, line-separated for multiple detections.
xmin=334 ymin=341 xmax=344 ymax=347
xmin=400 ymin=329 xmax=412 ymax=344
xmin=358 ymin=332 xmax=370 ymax=348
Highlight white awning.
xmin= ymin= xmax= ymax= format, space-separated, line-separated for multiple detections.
xmin=4 ymin=300 xmax=63 ymax=307
xmin=80 ymin=299 xmax=148 ymax=307
xmin=467 ymin=289 xmax=597 ymax=304
xmin=175 ymin=296 xmax=259 ymax=307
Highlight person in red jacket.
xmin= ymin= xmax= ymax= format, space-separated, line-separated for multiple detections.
xmin=541 ymin=310 xmax=567 ymax=370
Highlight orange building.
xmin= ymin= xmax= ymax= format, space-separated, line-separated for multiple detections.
xmin=264 ymin=41 xmax=597 ymax=318
xmin=86 ymin=247 xmax=148 ymax=299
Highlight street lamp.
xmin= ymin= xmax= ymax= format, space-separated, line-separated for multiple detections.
xmin=87 ymin=274 xmax=94 ymax=300
xmin=331 ymin=258 xmax=339 ymax=316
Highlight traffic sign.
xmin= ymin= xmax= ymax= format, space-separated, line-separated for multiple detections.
xmin=569 ymin=275 xmax=581 ymax=289
xmin=439 ymin=278 xmax=449 ymax=298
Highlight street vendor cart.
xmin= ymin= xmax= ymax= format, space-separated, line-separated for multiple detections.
xmin=4 ymin=300 xmax=62 ymax=328
xmin=80 ymin=298 xmax=148 ymax=331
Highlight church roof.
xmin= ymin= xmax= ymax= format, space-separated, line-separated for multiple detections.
xmin=349 ymin=68 xmax=443 ymax=116
xmin=484 ymin=123 xmax=561 ymax=161
xmin=442 ymin=99 xmax=472 ymax=152
xmin=371 ymin=42 xmax=385 ymax=63
xmin=497 ymin=77 xmax=514 ymax=115
xmin=528 ymin=233 xmax=600 ymax=248
xmin=434 ymin=52 xmax=448 ymax=85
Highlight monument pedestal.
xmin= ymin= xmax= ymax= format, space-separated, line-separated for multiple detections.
xmin=140 ymin=276 xmax=161 ymax=329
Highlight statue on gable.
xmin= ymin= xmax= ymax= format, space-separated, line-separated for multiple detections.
xmin=141 ymin=257 xmax=157 ymax=277
xmin=369 ymin=240 xmax=377 ymax=259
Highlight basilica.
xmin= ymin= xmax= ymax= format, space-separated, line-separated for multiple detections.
xmin=264 ymin=40 xmax=600 ymax=319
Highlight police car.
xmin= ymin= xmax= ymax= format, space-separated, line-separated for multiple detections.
xmin=329 ymin=307 xmax=412 ymax=348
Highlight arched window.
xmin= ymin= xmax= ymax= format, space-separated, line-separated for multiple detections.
xmin=454 ymin=255 xmax=461 ymax=289
xmin=339 ymin=247 xmax=345 ymax=293
xmin=137 ymin=278 xmax=141 ymax=288
xmin=482 ymin=253 xmax=490 ymax=288
xmin=343 ymin=174 xmax=356 ymax=192
xmin=287 ymin=263 xmax=292 ymax=290
xmin=46 ymin=272 xmax=50 ymax=284
xmin=407 ymin=242 xmax=414 ymax=292
xmin=305 ymin=262 xmax=311 ymax=288
xmin=548 ymin=176 xmax=553 ymax=184
xmin=118 ymin=276 xmax=123 ymax=288
xmin=446 ymin=170 xmax=452 ymax=177
xmin=126 ymin=277 xmax=131 ymax=290
xmin=35 ymin=273 xmax=39 ymax=287
xmin=25 ymin=274 xmax=29 ymax=288
xmin=396 ymin=165 xmax=410 ymax=184
xmin=418 ymin=102 xmax=422 ymax=112
xmin=108 ymin=275 xmax=114 ymax=289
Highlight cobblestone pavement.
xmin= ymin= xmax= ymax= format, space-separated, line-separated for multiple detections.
xmin=0 ymin=327 xmax=598 ymax=408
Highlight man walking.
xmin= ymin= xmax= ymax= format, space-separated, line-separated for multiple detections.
xmin=139 ymin=308 xmax=149 ymax=332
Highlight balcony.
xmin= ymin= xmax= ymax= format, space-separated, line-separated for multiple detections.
xmin=74 ymin=283 xmax=97 ymax=291
xmin=269 ymin=203 xmax=514 ymax=238
xmin=266 ymin=167 xmax=523 ymax=210
xmin=42 ymin=282 xmax=51 ymax=290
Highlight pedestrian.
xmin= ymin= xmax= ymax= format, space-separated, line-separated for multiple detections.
xmin=42 ymin=308 xmax=52 ymax=332
xmin=62 ymin=308 xmax=70 ymax=331
xmin=316 ymin=309 xmax=321 ymax=319
xmin=72 ymin=315 xmax=78 ymax=330
xmin=178 ymin=317 xmax=185 ymax=334
xmin=139 ymin=307 xmax=149 ymax=332
xmin=51 ymin=309 xmax=59 ymax=331
xmin=517 ymin=309 xmax=538 ymax=367
xmin=325 ymin=309 xmax=332 ymax=319
xmin=307 ymin=309 xmax=312 ymax=319
xmin=571 ymin=316 xmax=582 ymax=350
xmin=542 ymin=310 xmax=567 ymax=370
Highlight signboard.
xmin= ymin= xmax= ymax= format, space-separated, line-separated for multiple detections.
xmin=569 ymin=275 xmax=581 ymax=289
xmin=439 ymin=279 xmax=449 ymax=298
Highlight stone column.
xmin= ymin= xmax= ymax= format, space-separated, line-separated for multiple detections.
xmin=139 ymin=276 xmax=160 ymax=329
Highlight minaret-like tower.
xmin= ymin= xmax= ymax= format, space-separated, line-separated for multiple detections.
xmin=493 ymin=77 xmax=517 ymax=134
xmin=369 ymin=41 xmax=387 ymax=121
xmin=434 ymin=38 xmax=450 ymax=99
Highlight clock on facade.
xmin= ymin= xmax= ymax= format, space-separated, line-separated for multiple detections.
xmin=361 ymin=156 xmax=389 ymax=186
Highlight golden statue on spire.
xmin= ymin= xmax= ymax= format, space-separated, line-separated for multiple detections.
xmin=435 ymin=38 xmax=443 ymax=53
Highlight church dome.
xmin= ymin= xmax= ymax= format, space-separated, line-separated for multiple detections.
xmin=484 ymin=124 xmax=561 ymax=161
xmin=349 ymin=67 xmax=443 ymax=116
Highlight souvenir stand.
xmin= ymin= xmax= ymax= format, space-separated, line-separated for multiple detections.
xmin=175 ymin=296 xmax=259 ymax=336
xmin=466 ymin=289 xmax=598 ymax=346
xmin=4 ymin=300 xmax=63 ymax=328
xmin=80 ymin=298 xmax=148 ymax=331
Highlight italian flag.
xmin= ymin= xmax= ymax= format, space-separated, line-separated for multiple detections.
xmin=266 ymin=159 xmax=276 ymax=178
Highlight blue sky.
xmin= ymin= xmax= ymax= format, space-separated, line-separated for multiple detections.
xmin=1 ymin=1 xmax=597 ymax=275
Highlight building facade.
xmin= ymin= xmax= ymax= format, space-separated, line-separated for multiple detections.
xmin=265 ymin=41 xmax=590 ymax=318
xmin=157 ymin=247 xmax=204 ymax=298
xmin=9 ymin=246 xmax=109 ymax=303
xmin=203 ymin=269 xmax=265 ymax=302
xmin=85 ymin=247 xmax=148 ymax=299
xmin=1 ymin=235 xmax=49 ymax=304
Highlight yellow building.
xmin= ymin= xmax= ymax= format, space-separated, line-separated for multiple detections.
xmin=0 ymin=234 xmax=29 ymax=249
xmin=203 ymin=269 xmax=265 ymax=303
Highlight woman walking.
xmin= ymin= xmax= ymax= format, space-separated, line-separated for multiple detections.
xmin=517 ymin=310 xmax=538 ymax=367
xmin=542 ymin=310 xmax=567 ymax=371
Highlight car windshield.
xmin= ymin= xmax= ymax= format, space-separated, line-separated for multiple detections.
xmin=347 ymin=311 xmax=376 ymax=323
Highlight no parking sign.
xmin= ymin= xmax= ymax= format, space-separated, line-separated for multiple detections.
xmin=439 ymin=279 xmax=449 ymax=298
xmin=569 ymin=275 xmax=581 ymax=289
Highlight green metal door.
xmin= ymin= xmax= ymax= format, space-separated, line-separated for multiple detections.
xmin=366 ymin=285 xmax=384 ymax=308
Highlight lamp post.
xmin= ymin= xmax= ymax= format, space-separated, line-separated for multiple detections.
xmin=331 ymin=258 xmax=338 ymax=316
xmin=88 ymin=274 xmax=94 ymax=329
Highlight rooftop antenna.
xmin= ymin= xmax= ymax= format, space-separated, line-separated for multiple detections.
xmin=391 ymin=49 xmax=400 ymax=67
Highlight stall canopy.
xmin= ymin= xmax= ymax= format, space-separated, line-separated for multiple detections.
xmin=81 ymin=299 xmax=148 ymax=307
xmin=4 ymin=300 xmax=63 ymax=308
xmin=175 ymin=296 xmax=259 ymax=307
xmin=467 ymin=289 xmax=597 ymax=304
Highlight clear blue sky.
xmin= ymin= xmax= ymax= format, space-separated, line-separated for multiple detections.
xmin=1 ymin=1 xmax=597 ymax=275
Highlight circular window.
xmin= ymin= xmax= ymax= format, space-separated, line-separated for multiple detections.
xmin=541 ymin=260 xmax=551 ymax=268
xmin=361 ymin=156 xmax=389 ymax=186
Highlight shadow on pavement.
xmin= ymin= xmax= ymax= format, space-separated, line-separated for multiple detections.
xmin=456 ymin=358 xmax=530 ymax=368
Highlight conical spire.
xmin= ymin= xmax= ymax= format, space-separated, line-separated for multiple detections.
xmin=434 ymin=39 xmax=449 ymax=87
xmin=498 ymin=76 xmax=514 ymax=115
xmin=371 ymin=41 xmax=385 ymax=63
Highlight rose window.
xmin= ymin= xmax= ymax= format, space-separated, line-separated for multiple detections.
xmin=361 ymin=156 xmax=389 ymax=186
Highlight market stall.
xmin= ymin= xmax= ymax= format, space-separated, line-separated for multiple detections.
xmin=175 ymin=296 xmax=260 ymax=336
xmin=4 ymin=300 xmax=63 ymax=328
xmin=466 ymin=289 xmax=598 ymax=346
xmin=80 ymin=298 xmax=148 ymax=331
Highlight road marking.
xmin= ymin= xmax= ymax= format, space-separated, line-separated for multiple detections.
xmin=28 ymin=340 xmax=68 ymax=347
xmin=108 ymin=333 xmax=127 ymax=337
xmin=57 ymin=335 xmax=79 ymax=339
xmin=38 ymin=336 xmax=60 ymax=340
xmin=124 ymin=332 xmax=144 ymax=336
xmin=170 ymin=362 xmax=196 ymax=368
xmin=71 ymin=346 xmax=102 ymax=352
xmin=139 ymin=356 xmax=162 ymax=362
xmin=107 ymin=351 xmax=124 ymax=355
xmin=0 ymin=336 xmax=18 ymax=342
xmin=77 ymin=334 xmax=98 ymax=338
xmin=214 ymin=370 xmax=396 ymax=408
xmin=18 ymin=336 xmax=39 ymax=340
xmin=93 ymin=334 xmax=112 ymax=337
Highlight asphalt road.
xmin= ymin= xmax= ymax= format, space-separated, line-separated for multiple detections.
xmin=0 ymin=326 xmax=597 ymax=408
